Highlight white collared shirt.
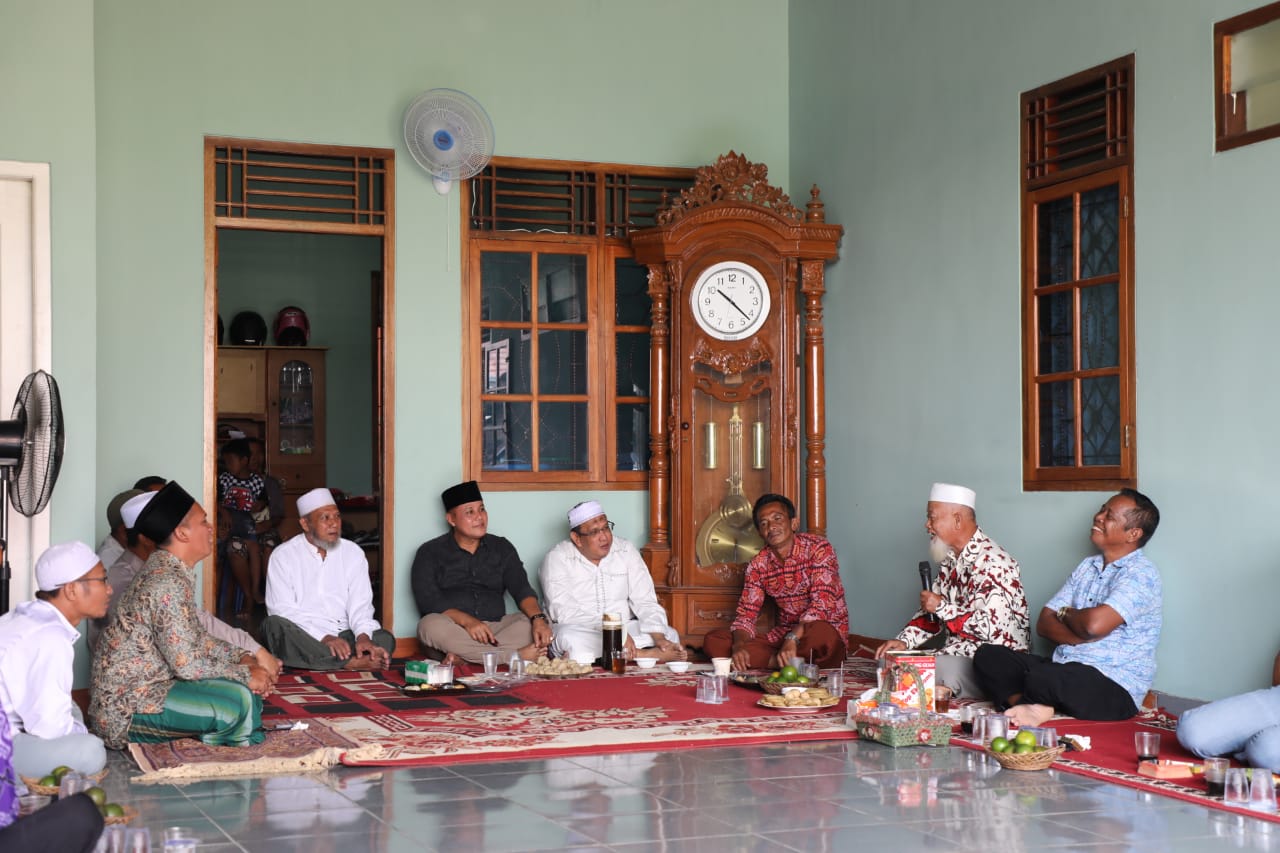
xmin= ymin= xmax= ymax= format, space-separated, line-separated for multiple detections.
xmin=266 ymin=533 xmax=381 ymax=641
xmin=539 ymin=535 xmax=671 ymax=634
xmin=0 ymin=599 xmax=85 ymax=739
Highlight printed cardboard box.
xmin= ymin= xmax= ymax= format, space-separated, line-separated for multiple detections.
xmin=880 ymin=651 xmax=937 ymax=713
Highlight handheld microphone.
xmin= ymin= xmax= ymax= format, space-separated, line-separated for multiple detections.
xmin=918 ymin=560 xmax=937 ymax=624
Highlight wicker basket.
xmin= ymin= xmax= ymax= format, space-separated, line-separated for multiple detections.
xmin=853 ymin=662 xmax=952 ymax=748
xmin=103 ymin=805 xmax=139 ymax=826
xmin=987 ymin=745 xmax=1065 ymax=771
xmin=20 ymin=768 xmax=108 ymax=796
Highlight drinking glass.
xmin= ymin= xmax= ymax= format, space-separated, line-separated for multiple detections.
xmin=1203 ymin=757 xmax=1229 ymax=797
xmin=933 ymin=685 xmax=952 ymax=713
xmin=1134 ymin=731 xmax=1160 ymax=762
xmin=970 ymin=710 xmax=988 ymax=744
xmin=95 ymin=825 xmax=128 ymax=853
xmin=58 ymin=771 xmax=89 ymax=799
xmin=799 ymin=663 xmax=819 ymax=682
xmin=125 ymin=827 xmax=152 ymax=853
xmin=983 ymin=713 xmax=1009 ymax=746
xmin=957 ymin=705 xmax=976 ymax=735
xmin=712 ymin=674 xmax=729 ymax=703
xmin=1035 ymin=726 xmax=1058 ymax=749
xmin=482 ymin=651 xmax=499 ymax=676
xmin=695 ymin=672 xmax=714 ymax=703
xmin=18 ymin=793 xmax=51 ymax=815
xmin=1248 ymin=768 xmax=1278 ymax=812
xmin=1224 ymin=768 xmax=1251 ymax=806
xmin=825 ymin=669 xmax=845 ymax=697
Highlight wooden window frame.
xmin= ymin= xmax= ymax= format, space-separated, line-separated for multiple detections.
xmin=460 ymin=156 xmax=694 ymax=490
xmin=1215 ymin=1 xmax=1280 ymax=152
xmin=1021 ymin=56 xmax=1137 ymax=491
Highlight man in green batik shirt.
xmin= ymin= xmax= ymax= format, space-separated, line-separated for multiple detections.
xmin=89 ymin=481 xmax=275 ymax=750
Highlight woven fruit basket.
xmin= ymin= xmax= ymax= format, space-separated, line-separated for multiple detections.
xmin=20 ymin=768 xmax=108 ymax=796
xmin=103 ymin=805 xmax=139 ymax=825
xmin=987 ymin=744 xmax=1065 ymax=771
xmin=853 ymin=663 xmax=951 ymax=747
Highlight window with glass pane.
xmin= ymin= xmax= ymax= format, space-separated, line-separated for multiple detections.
xmin=1216 ymin=2 xmax=1280 ymax=152
xmin=1022 ymin=55 xmax=1135 ymax=491
xmin=462 ymin=157 xmax=692 ymax=488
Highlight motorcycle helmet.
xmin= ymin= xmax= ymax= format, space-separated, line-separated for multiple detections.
xmin=228 ymin=311 xmax=268 ymax=346
xmin=275 ymin=305 xmax=310 ymax=346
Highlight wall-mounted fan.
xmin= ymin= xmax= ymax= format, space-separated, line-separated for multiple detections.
xmin=0 ymin=370 xmax=65 ymax=613
xmin=403 ymin=88 xmax=495 ymax=195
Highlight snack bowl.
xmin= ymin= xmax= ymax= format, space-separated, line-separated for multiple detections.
xmin=666 ymin=660 xmax=691 ymax=673
xmin=570 ymin=653 xmax=597 ymax=667
xmin=634 ymin=657 xmax=658 ymax=669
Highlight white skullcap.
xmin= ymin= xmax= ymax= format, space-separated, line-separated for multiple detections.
xmin=929 ymin=483 xmax=976 ymax=509
xmin=121 ymin=491 xmax=156 ymax=530
xmin=35 ymin=541 xmax=101 ymax=591
xmin=297 ymin=488 xmax=337 ymax=517
xmin=568 ymin=500 xmax=605 ymax=529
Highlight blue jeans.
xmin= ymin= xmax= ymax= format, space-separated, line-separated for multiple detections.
xmin=1177 ymin=685 xmax=1280 ymax=770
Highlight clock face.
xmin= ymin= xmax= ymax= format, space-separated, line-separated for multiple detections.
xmin=690 ymin=261 xmax=771 ymax=341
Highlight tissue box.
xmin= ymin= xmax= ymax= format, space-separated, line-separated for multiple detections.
xmin=881 ymin=652 xmax=937 ymax=713
xmin=405 ymin=660 xmax=432 ymax=684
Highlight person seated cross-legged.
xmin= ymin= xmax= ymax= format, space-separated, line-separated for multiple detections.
xmin=90 ymin=481 xmax=275 ymax=750
xmin=1177 ymin=648 xmax=1280 ymax=772
xmin=262 ymin=489 xmax=394 ymax=671
xmin=973 ymin=489 xmax=1162 ymax=727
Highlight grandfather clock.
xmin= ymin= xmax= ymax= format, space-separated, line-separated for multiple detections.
xmin=629 ymin=152 xmax=842 ymax=646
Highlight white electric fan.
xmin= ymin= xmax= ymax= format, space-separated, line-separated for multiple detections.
xmin=403 ymin=88 xmax=495 ymax=194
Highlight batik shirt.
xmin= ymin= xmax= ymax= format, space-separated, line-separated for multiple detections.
xmin=0 ymin=707 xmax=15 ymax=829
xmin=731 ymin=533 xmax=850 ymax=646
xmin=895 ymin=527 xmax=1030 ymax=657
xmin=1045 ymin=549 xmax=1162 ymax=706
xmin=89 ymin=549 xmax=251 ymax=750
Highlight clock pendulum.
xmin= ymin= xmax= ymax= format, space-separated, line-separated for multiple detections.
xmin=695 ymin=404 xmax=765 ymax=566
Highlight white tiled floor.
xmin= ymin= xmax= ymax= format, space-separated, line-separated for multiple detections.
xmin=94 ymin=741 xmax=1280 ymax=852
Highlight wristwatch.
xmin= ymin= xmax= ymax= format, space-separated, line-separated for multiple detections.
xmin=783 ymin=631 xmax=799 ymax=643
xmin=530 ymin=613 xmax=548 ymax=622
xmin=1056 ymin=605 xmax=1070 ymax=622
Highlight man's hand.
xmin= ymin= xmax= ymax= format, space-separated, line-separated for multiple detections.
xmin=255 ymin=648 xmax=282 ymax=681
xmin=322 ymin=634 xmax=352 ymax=660
xmin=731 ymin=643 xmax=752 ymax=673
xmin=920 ymin=591 xmax=943 ymax=614
xmin=354 ymin=635 xmax=390 ymax=669
xmin=458 ymin=614 xmax=498 ymax=645
xmin=247 ymin=665 xmax=273 ymax=696
xmin=531 ymin=617 xmax=552 ymax=649
xmin=873 ymin=639 xmax=907 ymax=659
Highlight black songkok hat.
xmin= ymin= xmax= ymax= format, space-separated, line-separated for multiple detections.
xmin=134 ymin=480 xmax=196 ymax=544
xmin=442 ymin=480 xmax=483 ymax=512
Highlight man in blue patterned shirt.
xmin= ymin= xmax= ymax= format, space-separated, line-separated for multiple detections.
xmin=974 ymin=489 xmax=1161 ymax=726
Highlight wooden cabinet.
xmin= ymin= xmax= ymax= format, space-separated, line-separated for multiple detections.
xmin=629 ymin=153 xmax=842 ymax=647
xmin=217 ymin=346 xmax=327 ymax=513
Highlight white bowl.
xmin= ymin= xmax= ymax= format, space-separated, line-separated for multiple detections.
xmin=666 ymin=660 xmax=691 ymax=673
xmin=634 ymin=657 xmax=658 ymax=669
xmin=570 ymin=653 xmax=597 ymax=667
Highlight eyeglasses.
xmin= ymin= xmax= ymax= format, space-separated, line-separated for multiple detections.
xmin=77 ymin=576 xmax=109 ymax=586
xmin=579 ymin=521 xmax=615 ymax=537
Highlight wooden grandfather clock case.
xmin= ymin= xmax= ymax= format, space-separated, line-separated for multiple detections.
xmin=629 ymin=152 xmax=842 ymax=647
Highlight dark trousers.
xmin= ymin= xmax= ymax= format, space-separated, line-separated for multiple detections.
xmin=973 ymin=644 xmax=1138 ymax=721
xmin=260 ymin=616 xmax=395 ymax=670
xmin=0 ymin=792 xmax=103 ymax=853
xmin=703 ymin=620 xmax=846 ymax=669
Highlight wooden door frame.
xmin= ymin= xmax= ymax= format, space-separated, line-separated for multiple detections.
xmin=202 ymin=137 xmax=397 ymax=630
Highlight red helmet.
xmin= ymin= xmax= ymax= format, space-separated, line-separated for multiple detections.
xmin=275 ymin=306 xmax=310 ymax=346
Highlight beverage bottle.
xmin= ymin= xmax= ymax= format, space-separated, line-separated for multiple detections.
xmin=601 ymin=613 xmax=624 ymax=674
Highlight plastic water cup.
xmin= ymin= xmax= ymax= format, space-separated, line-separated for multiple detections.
xmin=163 ymin=827 xmax=196 ymax=844
xmin=1036 ymin=727 xmax=1058 ymax=749
xmin=162 ymin=843 xmax=197 ymax=853
xmin=983 ymin=713 xmax=1009 ymax=746
xmin=711 ymin=657 xmax=732 ymax=676
xmin=482 ymin=651 xmax=499 ymax=676
xmin=799 ymin=663 xmax=819 ymax=682
xmin=125 ymin=827 xmax=152 ymax=852
xmin=58 ymin=771 xmax=89 ymax=799
xmin=1225 ymin=767 xmax=1251 ymax=806
xmin=1248 ymin=768 xmax=1278 ymax=812
xmin=713 ymin=674 xmax=729 ymax=703
xmin=95 ymin=825 xmax=128 ymax=853
xmin=789 ymin=656 xmax=805 ymax=670
xmin=825 ymin=669 xmax=845 ymax=697
xmin=510 ymin=658 xmax=527 ymax=678
xmin=1134 ymin=731 xmax=1161 ymax=762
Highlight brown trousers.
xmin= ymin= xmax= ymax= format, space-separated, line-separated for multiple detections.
xmin=702 ymin=620 xmax=846 ymax=669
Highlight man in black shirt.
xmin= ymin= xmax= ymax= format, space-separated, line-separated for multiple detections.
xmin=412 ymin=481 xmax=552 ymax=665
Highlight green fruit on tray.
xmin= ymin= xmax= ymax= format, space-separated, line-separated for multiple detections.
xmin=37 ymin=775 xmax=58 ymax=787
xmin=102 ymin=803 xmax=124 ymax=818
xmin=85 ymin=786 xmax=107 ymax=807
xmin=1014 ymin=729 xmax=1038 ymax=748
xmin=990 ymin=737 xmax=1012 ymax=753
xmin=778 ymin=665 xmax=799 ymax=682
xmin=1013 ymin=743 xmax=1036 ymax=754
xmin=50 ymin=765 xmax=72 ymax=781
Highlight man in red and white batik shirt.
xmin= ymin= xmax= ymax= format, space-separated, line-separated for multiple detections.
xmin=875 ymin=483 xmax=1029 ymax=699
xmin=703 ymin=493 xmax=850 ymax=671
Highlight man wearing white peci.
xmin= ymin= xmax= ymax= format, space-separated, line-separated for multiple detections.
xmin=540 ymin=501 xmax=686 ymax=664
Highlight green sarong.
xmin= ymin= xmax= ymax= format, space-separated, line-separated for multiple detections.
xmin=128 ymin=678 xmax=264 ymax=747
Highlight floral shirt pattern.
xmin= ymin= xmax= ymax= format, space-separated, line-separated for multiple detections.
xmin=896 ymin=527 xmax=1030 ymax=657
xmin=1045 ymin=549 xmax=1162 ymax=706
xmin=89 ymin=549 xmax=250 ymax=750
xmin=731 ymin=533 xmax=850 ymax=646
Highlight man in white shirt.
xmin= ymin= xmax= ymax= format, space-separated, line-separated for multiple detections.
xmin=88 ymin=491 xmax=281 ymax=681
xmin=540 ymin=501 xmax=685 ymax=663
xmin=0 ymin=542 xmax=109 ymax=778
xmin=95 ymin=488 xmax=141 ymax=570
xmin=262 ymin=489 xmax=394 ymax=670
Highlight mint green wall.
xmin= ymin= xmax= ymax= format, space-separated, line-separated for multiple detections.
xmin=217 ymin=230 xmax=379 ymax=495
xmin=91 ymin=1 xmax=791 ymax=644
xmin=791 ymin=0 xmax=1277 ymax=700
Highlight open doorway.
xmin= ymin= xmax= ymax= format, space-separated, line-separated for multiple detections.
xmin=203 ymin=137 xmax=395 ymax=633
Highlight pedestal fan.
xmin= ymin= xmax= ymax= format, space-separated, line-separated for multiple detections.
xmin=0 ymin=370 xmax=64 ymax=614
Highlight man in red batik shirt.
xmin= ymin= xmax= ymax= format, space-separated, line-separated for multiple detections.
xmin=703 ymin=493 xmax=850 ymax=670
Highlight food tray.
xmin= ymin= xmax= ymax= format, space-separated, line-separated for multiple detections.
xmin=401 ymin=681 xmax=468 ymax=695
xmin=730 ymin=671 xmax=825 ymax=694
xmin=20 ymin=768 xmax=108 ymax=796
xmin=987 ymin=745 xmax=1065 ymax=771
xmin=756 ymin=697 xmax=839 ymax=713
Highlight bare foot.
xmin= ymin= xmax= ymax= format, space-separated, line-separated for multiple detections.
xmin=1005 ymin=703 xmax=1055 ymax=727
xmin=343 ymin=656 xmax=378 ymax=671
xmin=651 ymin=645 xmax=687 ymax=663
xmin=517 ymin=642 xmax=545 ymax=662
